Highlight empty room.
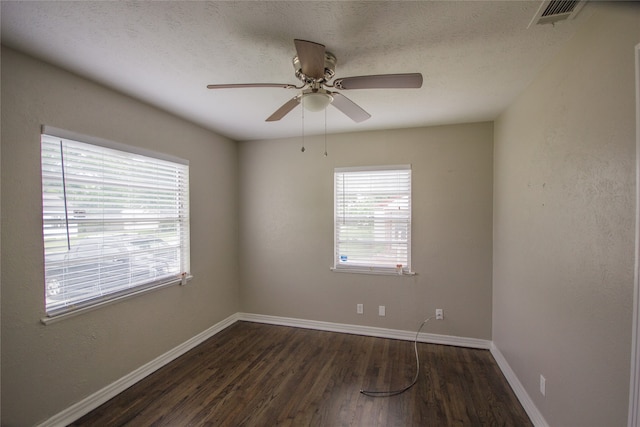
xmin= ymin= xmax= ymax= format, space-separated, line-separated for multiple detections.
xmin=2 ymin=1 xmax=640 ymax=426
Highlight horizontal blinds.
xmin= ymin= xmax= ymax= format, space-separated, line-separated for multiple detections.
xmin=41 ymin=133 xmax=190 ymax=314
xmin=334 ymin=166 xmax=411 ymax=272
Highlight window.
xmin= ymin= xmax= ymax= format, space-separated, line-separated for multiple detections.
xmin=333 ymin=165 xmax=412 ymax=275
xmin=41 ymin=126 xmax=190 ymax=317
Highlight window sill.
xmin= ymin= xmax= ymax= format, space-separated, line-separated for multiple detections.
xmin=41 ymin=274 xmax=193 ymax=325
xmin=330 ymin=267 xmax=416 ymax=276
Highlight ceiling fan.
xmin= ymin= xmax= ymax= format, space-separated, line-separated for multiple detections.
xmin=207 ymin=39 xmax=423 ymax=123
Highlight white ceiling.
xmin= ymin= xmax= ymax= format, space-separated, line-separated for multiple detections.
xmin=1 ymin=1 xmax=587 ymax=141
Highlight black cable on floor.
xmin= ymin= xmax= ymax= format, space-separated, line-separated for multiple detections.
xmin=360 ymin=317 xmax=433 ymax=398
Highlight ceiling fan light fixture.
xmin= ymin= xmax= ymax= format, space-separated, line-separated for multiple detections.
xmin=302 ymin=91 xmax=333 ymax=112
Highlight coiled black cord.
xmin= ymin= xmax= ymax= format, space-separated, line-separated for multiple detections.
xmin=360 ymin=317 xmax=433 ymax=397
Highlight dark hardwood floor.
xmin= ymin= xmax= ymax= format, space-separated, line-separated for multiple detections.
xmin=71 ymin=321 xmax=532 ymax=426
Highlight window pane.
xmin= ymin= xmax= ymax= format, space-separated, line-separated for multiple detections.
xmin=334 ymin=166 xmax=411 ymax=273
xmin=41 ymin=133 xmax=190 ymax=314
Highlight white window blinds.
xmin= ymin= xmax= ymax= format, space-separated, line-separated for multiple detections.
xmin=41 ymin=128 xmax=190 ymax=315
xmin=334 ymin=165 xmax=411 ymax=275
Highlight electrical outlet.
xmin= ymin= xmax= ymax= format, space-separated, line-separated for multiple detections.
xmin=378 ymin=305 xmax=386 ymax=316
xmin=540 ymin=375 xmax=546 ymax=396
xmin=357 ymin=304 xmax=363 ymax=315
xmin=436 ymin=309 xmax=444 ymax=320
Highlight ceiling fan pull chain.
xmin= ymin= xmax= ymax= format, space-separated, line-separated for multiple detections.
xmin=301 ymin=96 xmax=306 ymax=153
xmin=324 ymin=107 xmax=328 ymax=157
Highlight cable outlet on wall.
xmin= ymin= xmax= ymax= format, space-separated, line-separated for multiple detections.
xmin=436 ymin=308 xmax=444 ymax=320
xmin=357 ymin=303 xmax=363 ymax=315
xmin=378 ymin=305 xmax=386 ymax=316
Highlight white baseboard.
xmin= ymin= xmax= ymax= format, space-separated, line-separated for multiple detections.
xmin=238 ymin=312 xmax=492 ymax=349
xmin=36 ymin=313 xmax=240 ymax=427
xmin=490 ymin=343 xmax=549 ymax=427
xmin=38 ymin=312 xmax=546 ymax=427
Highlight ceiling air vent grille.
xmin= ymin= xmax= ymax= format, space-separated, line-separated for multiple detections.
xmin=528 ymin=0 xmax=586 ymax=27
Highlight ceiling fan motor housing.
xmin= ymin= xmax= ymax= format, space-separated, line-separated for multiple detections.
xmin=292 ymin=51 xmax=336 ymax=84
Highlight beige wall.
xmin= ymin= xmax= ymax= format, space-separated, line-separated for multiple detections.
xmin=239 ymin=123 xmax=494 ymax=338
xmin=493 ymin=4 xmax=639 ymax=426
xmin=0 ymin=47 xmax=241 ymax=426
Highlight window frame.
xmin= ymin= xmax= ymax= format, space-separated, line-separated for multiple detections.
xmin=40 ymin=126 xmax=191 ymax=323
xmin=332 ymin=165 xmax=413 ymax=276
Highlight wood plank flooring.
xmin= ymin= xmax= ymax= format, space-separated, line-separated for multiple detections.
xmin=71 ymin=321 xmax=532 ymax=426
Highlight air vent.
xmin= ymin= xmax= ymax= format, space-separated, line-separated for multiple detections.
xmin=528 ymin=0 xmax=586 ymax=27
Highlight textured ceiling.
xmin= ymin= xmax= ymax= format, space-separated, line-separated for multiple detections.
xmin=1 ymin=1 xmax=587 ymax=141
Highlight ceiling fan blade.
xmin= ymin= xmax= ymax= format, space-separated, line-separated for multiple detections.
xmin=207 ymin=83 xmax=298 ymax=89
xmin=294 ymin=39 xmax=326 ymax=80
xmin=333 ymin=73 xmax=423 ymax=90
xmin=266 ymin=96 xmax=301 ymax=122
xmin=330 ymin=93 xmax=371 ymax=123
